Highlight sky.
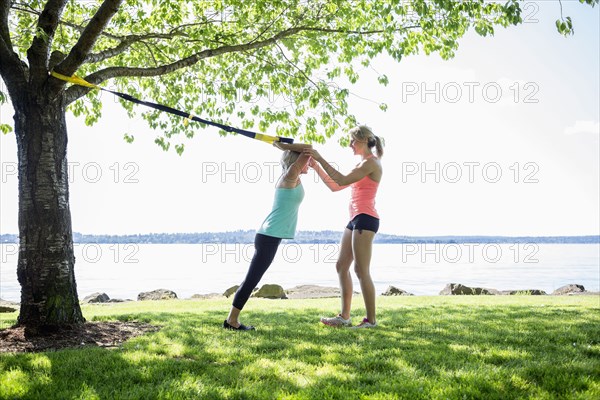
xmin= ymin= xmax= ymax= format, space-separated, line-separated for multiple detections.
xmin=1 ymin=1 xmax=599 ymax=237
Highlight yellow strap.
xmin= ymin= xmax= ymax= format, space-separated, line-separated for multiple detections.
xmin=184 ymin=113 xmax=194 ymax=127
xmin=50 ymin=71 xmax=98 ymax=89
xmin=254 ymin=133 xmax=277 ymax=144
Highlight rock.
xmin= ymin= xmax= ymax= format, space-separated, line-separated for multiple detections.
xmin=552 ymin=284 xmax=585 ymax=295
xmin=223 ymin=285 xmax=240 ymax=298
xmin=108 ymin=298 xmax=132 ymax=303
xmin=82 ymin=292 xmax=110 ymax=303
xmin=0 ymin=299 xmax=19 ymax=313
xmin=137 ymin=289 xmax=178 ymax=301
xmin=501 ymin=289 xmax=547 ymax=295
xmin=252 ymin=284 xmax=287 ymax=299
xmin=285 ymin=285 xmax=343 ymax=299
xmin=191 ymin=293 xmax=223 ymax=300
xmin=439 ymin=283 xmax=497 ymax=295
xmin=381 ymin=286 xmax=413 ymax=296
xmin=0 ymin=305 xmax=18 ymax=313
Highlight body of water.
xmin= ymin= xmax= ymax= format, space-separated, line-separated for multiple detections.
xmin=1 ymin=243 xmax=598 ymax=302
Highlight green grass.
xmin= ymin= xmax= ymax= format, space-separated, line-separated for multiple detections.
xmin=1 ymin=296 xmax=599 ymax=399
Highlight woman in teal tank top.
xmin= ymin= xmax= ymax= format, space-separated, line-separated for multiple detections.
xmin=224 ymin=142 xmax=312 ymax=331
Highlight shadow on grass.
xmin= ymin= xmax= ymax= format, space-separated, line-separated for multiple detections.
xmin=1 ymin=303 xmax=599 ymax=399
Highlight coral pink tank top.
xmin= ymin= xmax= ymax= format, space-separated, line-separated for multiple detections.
xmin=349 ymin=158 xmax=380 ymax=220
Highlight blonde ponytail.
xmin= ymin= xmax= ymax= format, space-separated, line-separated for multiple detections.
xmin=374 ymin=135 xmax=384 ymax=158
xmin=349 ymin=125 xmax=384 ymax=158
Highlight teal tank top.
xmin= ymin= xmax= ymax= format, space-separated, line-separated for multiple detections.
xmin=257 ymin=184 xmax=305 ymax=239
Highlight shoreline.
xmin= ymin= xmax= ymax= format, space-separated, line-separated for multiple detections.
xmin=2 ymin=282 xmax=599 ymax=306
xmin=2 ymin=284 xmax=597 ymax=311
xmin=2 ymin=233 xmax=600 ymax=245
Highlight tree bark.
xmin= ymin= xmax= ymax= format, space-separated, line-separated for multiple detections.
xmin=14 ymin=88 xmax=85 ymax=331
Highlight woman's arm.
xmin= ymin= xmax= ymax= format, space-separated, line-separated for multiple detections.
xmin=311 ymin=159 xmax=347 ymax=192
xmin=282 ymin=153 xmax=311 ymax=183
xmin=303 ymin=149 xmax=376 ymax=187
xmin=273 ymin=142 xmax=313 ymax=152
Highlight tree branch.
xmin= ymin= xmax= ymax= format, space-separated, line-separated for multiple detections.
xmin=249 ymin=45 xmax=340 ymax=131
xmin=84 ymin=32 xmax=180 ymax=64
xmin=0 ymin=0 xmax=27 ymax=94
xmin=11 ymin=3 xmax=124 ymax=40
xmin=248 ymin=5 xmax=291 ymax=45
xmin=558 ymin=0 xmax=564 ymax=20
xmin=64 ymin=26 xmax=305 ymax=103
xmin=12 ymin=4 xmax=237 ymax=43
xmin=72 ymin=3 xmax=234 ymax=66
xmin=0 ymin=27 xmax=12 ymax=70
xmin=0 ymin=35 xmax=25 ymax=94
xmin=274 ymin=42 xmax=345 ymax=126
xmin=64 ymin=24 xmax=417 ymax=104
xmin=84 ymin=35 xmax=140 ymax=64
xmin=0 ymin=0 xmax=13 ymax=48
xmin=55 ymin=0 xmax=123 ymax=76
xmin=84 ymin=23 xmax=248 ymax=64
xmin=95 ymin=25 xmax=401 ymax=80
xmin=26 ymin=0 xmax=67 ymax=84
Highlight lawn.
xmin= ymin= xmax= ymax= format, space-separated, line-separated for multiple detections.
xmin=1 ymin=296 xmax=599 ymax=399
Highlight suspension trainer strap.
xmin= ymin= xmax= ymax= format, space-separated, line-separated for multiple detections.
xmin=50 ymin=71 xmax=293 ymax=144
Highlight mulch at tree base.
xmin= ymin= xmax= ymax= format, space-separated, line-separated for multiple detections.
xmin=0 ymin=322 xmax=160 ymax=354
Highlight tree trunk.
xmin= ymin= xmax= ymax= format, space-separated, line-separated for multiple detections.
xmin=14 ymin=89 xmax=85 ymax=331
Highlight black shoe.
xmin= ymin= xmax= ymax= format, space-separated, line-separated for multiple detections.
xmin=223 ymin=320 xmax=255 ymax=331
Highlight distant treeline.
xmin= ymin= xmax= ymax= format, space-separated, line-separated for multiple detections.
xmin=1 ymin=231 xmax=599 ymax=244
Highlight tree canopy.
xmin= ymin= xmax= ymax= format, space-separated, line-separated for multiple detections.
xmin=0 ymin=1 xmax=525 ymax=150
xmin=1 ymin=0 xmax=597 ymax=150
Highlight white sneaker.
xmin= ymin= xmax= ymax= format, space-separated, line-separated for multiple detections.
xmin=350 ymin=317 xmax=377 ymax=329
xmin=320 ymin=314 xmax=352 ymax=327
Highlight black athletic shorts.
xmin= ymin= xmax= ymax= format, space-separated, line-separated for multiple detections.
xmin=346 ymin=213 xmax=380 ymax=233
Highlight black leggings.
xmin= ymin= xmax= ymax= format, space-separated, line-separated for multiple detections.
xmin=232 ymin=233 xmax=282 ymax=310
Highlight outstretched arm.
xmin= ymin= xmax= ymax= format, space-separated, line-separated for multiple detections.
xmin=283 ymin=154 xmax=311 ymax=182
xmin=310 ymin=159 xmax=347 ymax=192
xmin=303 ymin=148 xmax=376 ymax=187
xmin=273 ymin=142 xmax=312 ymax=152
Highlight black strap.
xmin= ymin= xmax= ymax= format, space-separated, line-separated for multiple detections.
xmin=104 ymin=89 xmax=294 ymax=143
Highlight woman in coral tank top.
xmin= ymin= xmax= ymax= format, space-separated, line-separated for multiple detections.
xmin=303 ymin=126 xmax=384 ymax=329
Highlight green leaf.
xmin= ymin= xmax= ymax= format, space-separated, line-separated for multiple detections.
xmin=35 ymin=27 xmax=50 ymax=43
xmin=154 ymin=137 xmax=170 ymax=152
xmin=377 ymin=75 xmax=389 ymax=87
xmin=0 ymin=123 xmax=13 ymax=134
